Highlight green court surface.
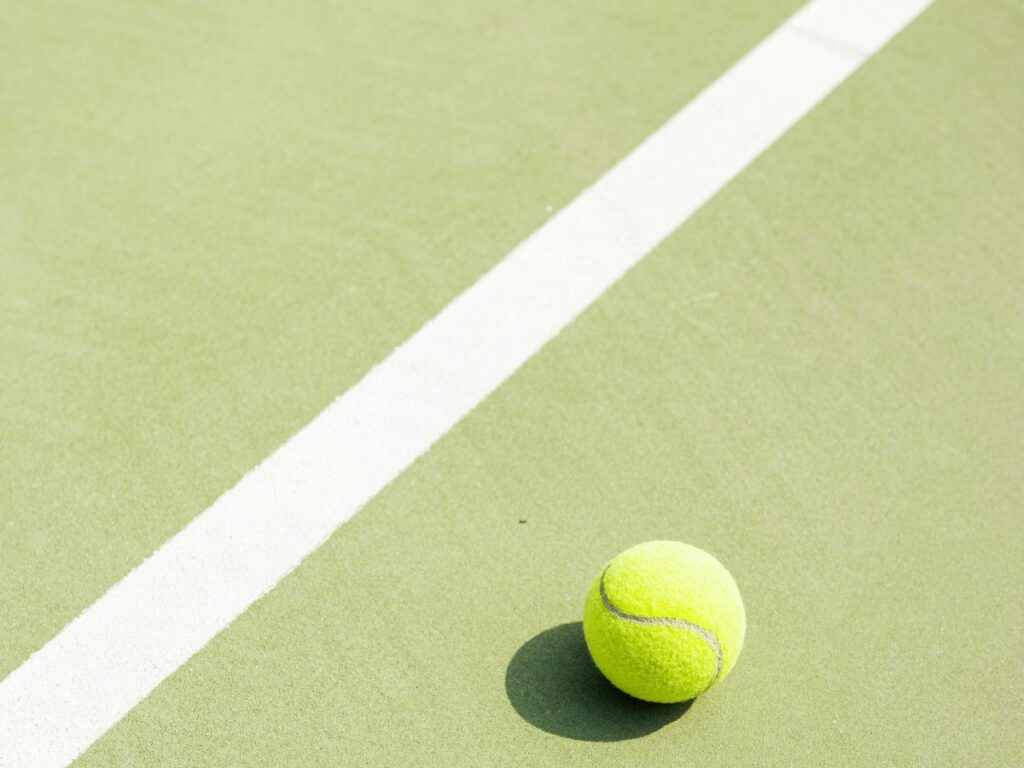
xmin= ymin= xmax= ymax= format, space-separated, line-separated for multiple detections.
xmin=2 ymin=0 xmax=1023 ymax=766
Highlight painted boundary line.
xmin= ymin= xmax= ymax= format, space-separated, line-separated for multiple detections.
xmin=0 ymin=1 xmax=933 ymax=765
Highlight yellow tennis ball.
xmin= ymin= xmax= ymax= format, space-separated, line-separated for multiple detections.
xmin=583 ymin=540 xmax=746 ymax=703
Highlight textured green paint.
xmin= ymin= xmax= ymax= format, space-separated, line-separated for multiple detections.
xmin=77 ymin=2 xmax=1024 ymax=765
xmin=0 ymin=0 xmax=803 ymax=679
xmin=3 ymin=0 xmax=1023 ymax=765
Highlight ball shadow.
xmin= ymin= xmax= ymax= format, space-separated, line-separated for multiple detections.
xmin=505 ymin=622 xmax=692 ymax=741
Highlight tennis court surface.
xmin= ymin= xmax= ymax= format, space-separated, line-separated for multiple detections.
xmin=2 ymin=0 xmax=1022 ymax=765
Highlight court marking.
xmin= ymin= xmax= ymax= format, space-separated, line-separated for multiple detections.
xmin=0 ymin=1 xmax=933 ymax=765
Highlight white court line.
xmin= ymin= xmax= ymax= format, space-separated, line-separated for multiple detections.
xmin=0 ymin=1 xmax=933 ymax=764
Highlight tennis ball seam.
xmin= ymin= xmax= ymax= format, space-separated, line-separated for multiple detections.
xmin=599 ymin=567 xmax=724 ymax=691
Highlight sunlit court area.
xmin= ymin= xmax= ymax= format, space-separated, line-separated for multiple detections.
xmin=2 ymin=1 xmax=1022 ymax=765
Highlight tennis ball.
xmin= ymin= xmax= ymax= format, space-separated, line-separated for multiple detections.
xmin=583 ymin=540 xmax=745 ymax=703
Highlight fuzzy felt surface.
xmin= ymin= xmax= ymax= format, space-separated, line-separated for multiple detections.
xmin=583 ymin=541 xmax=745 ymax=702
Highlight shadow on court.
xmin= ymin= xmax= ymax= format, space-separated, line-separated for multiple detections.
xmin=504 ymin=622 xmax=692 ymax=741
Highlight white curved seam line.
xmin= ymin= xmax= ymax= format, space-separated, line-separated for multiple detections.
xmin=599 ymin=569 xmax=724 ymax=690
